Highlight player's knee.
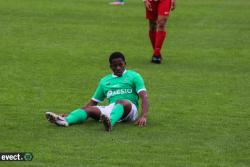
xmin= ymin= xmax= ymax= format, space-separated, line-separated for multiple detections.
xmin=149 ymin=25 xmax=157 ymax=32
xmin=115 ymin=100 xmax=125 ymax=105
xmin=115 ymin=100 xmax=131 ymax=110
xmin=157 ymin=18 xmax=167 ymax=30
xmin=81 ymin=106 xmax=92 ymax=115
xmin=81 ymin=107 xmax=100 ymax=120
xmin=149 ymin=21 xmax=157 ymax=31
xmin=115 ymin=100 xmax=130 ymax=107
xmin=81 ymin=106 xmax=88 ymax=110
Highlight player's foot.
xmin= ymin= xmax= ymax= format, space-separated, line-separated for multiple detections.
xmin=151 ymin=55 xmax=162 ymax=64
xmin=45 ymin=112 xmax=69 ymax=127
xmin=101 ymin=114 xmax=112 ymax=132
xmin=109 ymin=1 xmax=125 ymax=5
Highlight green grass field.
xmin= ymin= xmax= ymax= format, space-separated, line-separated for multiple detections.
xmin=0 ymin=0 xmax=249 ymax=166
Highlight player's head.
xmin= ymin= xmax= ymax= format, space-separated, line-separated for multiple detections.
xmin=109 ymin=52 xmax=126 ymax=77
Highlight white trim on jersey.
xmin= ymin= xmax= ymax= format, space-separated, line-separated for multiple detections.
xmin=137 ymin=88 xmax=147 ymax=94
xmin=91 ymin=98 xmax=102 ymax=103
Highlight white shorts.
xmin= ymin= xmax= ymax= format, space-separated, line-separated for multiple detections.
xmin=96 ymin=102 xmax=138 ymax=122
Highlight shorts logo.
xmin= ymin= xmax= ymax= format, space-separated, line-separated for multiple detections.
xmin=107 ymin=89 xmax=133 ymax=98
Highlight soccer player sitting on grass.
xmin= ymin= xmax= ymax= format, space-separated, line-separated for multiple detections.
xmin=45 ymin=52 xmax=148 ymax=132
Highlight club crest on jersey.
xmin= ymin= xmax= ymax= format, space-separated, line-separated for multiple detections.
xmin=123 ymin=77 xmax=128 ymax=82
xmin=107 ymin=89 xmax=133 ymax=98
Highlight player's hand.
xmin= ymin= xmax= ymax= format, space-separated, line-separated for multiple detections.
xmin=171 ymin=0 xmax=176 ymax=11
xmin=144 ymin=0 xmax=152 ymax=11
xmin=135 ymin=116 xmax=147 ymax=127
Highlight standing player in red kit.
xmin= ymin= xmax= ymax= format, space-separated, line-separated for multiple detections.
xmin=144 ymin=0 xmax=176 ymax=64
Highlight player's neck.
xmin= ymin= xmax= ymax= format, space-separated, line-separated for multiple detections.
xmin=112 ymin=69 xmax=127 ymax=77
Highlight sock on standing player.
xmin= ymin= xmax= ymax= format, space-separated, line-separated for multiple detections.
xmin=149 ymin=31 xmax=156 ymax=49
xmin=154 ymin=31 xmax=166 ymax=56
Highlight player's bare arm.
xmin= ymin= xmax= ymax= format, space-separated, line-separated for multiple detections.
xmin=144 ymin=0 xmax=152 ymax=11
xmin=135 ymin=90 xmax=148 ymax=127
xmin=171 ymin=0 xmax=176 ymax=11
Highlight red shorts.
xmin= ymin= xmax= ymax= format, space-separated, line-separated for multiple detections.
xmin=146 ymin=0 xmax=171 ymax=20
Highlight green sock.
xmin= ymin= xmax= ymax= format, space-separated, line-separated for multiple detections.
xmin=110 ymin=104 xmax=124 ymax=126
xmin=65 ymin=108 xmax=87 ymax=125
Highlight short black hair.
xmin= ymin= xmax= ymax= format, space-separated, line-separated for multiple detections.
xmin=109 ymin=52 xmax=125 ymax=64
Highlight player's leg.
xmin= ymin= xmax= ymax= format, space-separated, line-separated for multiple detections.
xmin=153 ymin=0 xmax=171 ymax=63
xmin=145 ymin=0 xmax=162 ymax=63
xmin=153 ymin=15 xmax=168 ymax=57
xmin=45 ymin=106 xmax=101 ymax=126
xmin=65 ymin=106 xmax=101 ymax=125
xmin=102 ymin=100 xmax=132 ymax=131
xmin=148 ymin=20 xmax=157 ymax=49
xmin=111 ymin=100 xmax=132 ymax=125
